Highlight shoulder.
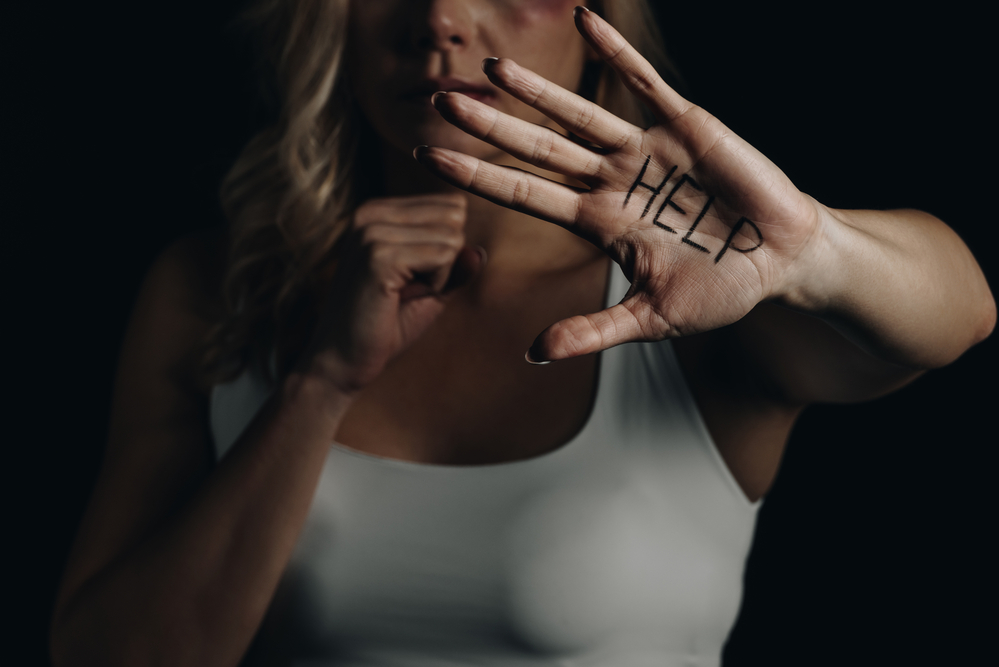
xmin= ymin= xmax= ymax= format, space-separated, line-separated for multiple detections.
xmin=117 ymin=227 xmax=228 ymax=405
xmin=143 ymin=228 xmax=227 ymax=327
xmin=102 ymin=227 xmax=229 ymax=529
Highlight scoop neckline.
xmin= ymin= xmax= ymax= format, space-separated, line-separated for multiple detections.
xmin=326 ymin=258 xmax=620 ymax=473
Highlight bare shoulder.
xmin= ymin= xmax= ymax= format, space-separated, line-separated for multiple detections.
xmin=125 ymin=228 xmax=228 ymax=393
xmin=107 ymin=225 xmax=229 ymax=503
xmin=141 ymin=228 xmax=227 ymax=345
xmin=53 ymin=227 xmax=228 ymax=621
xmin=671 ymin=315 xmax=803 ymax=503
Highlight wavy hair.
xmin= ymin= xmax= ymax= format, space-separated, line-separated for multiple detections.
xmin=204 ymin=0 xmax=679 ymax=385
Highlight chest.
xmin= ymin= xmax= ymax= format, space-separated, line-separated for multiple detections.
xmin=239 ymin=334 xmax=760 ymax=663
xmin=255 ymin=449 xmax=754 ymax=661
xmin=334 ymin=271 xmax=605 ymax=465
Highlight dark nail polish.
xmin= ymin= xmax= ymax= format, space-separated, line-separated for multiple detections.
xmin=525 ymin=351 xmax=551 ymax=366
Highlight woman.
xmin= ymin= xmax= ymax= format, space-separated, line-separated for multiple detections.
xmin=49 ymin=1 xmax=995 ymax=665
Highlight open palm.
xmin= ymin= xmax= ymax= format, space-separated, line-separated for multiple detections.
xmin=416 ymin=7 xmax=821 ymax=361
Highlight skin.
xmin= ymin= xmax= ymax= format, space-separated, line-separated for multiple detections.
xmin=49 ymin=2 xmax=996 ymax=666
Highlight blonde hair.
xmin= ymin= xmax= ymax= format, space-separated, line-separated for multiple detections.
xmin=205 ymin=0 xmax=679 ymax=384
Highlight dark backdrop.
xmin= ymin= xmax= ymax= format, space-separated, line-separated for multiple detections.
xmin=6 ymin=2 xmax=995 ymax=665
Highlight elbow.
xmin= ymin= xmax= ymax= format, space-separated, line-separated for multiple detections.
xmin=931 ymin=294 xmax=994 ymax=368
xmin=962 ymin=281 xmax=997 ymax=354
xmin=964 ymin=242 xmax=996 ymax=349
xmin=936 ymin=279 xmax=995 ymax=367
xmin=974 ymin=290 xmax=997 ymax=346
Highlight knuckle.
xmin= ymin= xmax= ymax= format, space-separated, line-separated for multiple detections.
xmin=369 ymin=243 xmax=397 ymax=270
xmin=481 ymin=110 xmax=502 ymax=142
xmin=584 ymin=153 xmax=605 ymax=181
xmin=571 ymin=103 xmax=595 ymax=132
xmin=528 ymin=78 xmax=549 ymax=106
xmin=359 ymin=224 xmax=382 ymax=246
xmin=443 ymin=225 xmax=465 ymax=248
xmin=441 ymin=206 xmax=466 ymax=227
xmin=351 ymin=209 xmax=370 ymax=230
xmin=352 ymin=200 xmax=385 ymax=228
xmin=413 ymin=244 xmax=453 ymax=272
xmin=530 ymin=131 xmax=557 ymax=165
xmin=425 ymin=225 xmax=463 ymax=249
xmin=628 ymin=69 xmax=657 ymax=95
xmin=511 ymin=176 xmax=532 ymax=207
xmin=433 ymin=243 xmax=457 ymax=263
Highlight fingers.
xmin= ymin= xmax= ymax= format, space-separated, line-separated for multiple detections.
xmin=431 ymin=91 xmax=604 ymax=186
xmin=353 ymin=194 xmax=466 ymax=228
xmin=442 ymin=245 xmax=486 ymax=294
xmin=527 ymin=302 xmax=650 ymax=362
xmin=480 ymin=56 xmax=638 ymax=149
xmin=573 ymin=6 xmax=691 ymax=122
xmin=358 ymin=221 xmax=464 ymax=251
xmin=415 ymin=145 xmax=583 ymax=229
xmin=369 ymin=242 xmax=466 ymax=297
xmin=347 ymin=195 xmax=478 ymax=298
xmin=358 ymin=225 xmax=477 ymax=297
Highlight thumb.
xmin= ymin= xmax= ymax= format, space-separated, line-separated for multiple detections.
xmin=443 ymin=245 xmax=487 ymax=294
xmin=526 ymin=302 xmax=647 ymax=364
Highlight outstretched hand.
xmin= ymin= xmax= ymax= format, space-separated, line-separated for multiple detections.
xmin=415 ymin=6 xmax=822 ymax=362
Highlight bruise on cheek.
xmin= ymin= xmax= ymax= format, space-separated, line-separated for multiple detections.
xmin=507 ymin=0 xmax=588 ymax=67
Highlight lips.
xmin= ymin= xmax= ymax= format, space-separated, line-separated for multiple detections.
xmin=401 ymin=77 xmax=498 ymax=106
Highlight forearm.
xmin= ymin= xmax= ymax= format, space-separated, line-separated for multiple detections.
xmin=51 ymin=373 xmax=352 ymax=667
xmin=777 ymin=203 xmax=995 ymax=369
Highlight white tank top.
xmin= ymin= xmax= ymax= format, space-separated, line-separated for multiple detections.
xmin=210 ymin=265 xmax=761 ymax=667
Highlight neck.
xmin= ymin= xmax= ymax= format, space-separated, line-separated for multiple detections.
xmin=378 ymin=141 xmax=603 ymax=276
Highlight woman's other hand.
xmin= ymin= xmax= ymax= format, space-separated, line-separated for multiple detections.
xmin=302 ymin=194 xmax=485 ymax=392
xmin=415 ymin=7 xmax=820 ymax=362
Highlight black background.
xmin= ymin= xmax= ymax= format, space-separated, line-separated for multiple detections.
xmin=5 ymin=2 xmax=995 ymax=665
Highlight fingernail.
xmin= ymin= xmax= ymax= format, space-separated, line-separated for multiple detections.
xmin=573 ymin=6 xmax=591 ymax=18
xmin=412 ymin=145 xmax=428 ymax=160
xmin=481 ymin=57 xmax=499 ymax=73
xmin=525 ymin=350 xmax=551 ymax=366
xmin=475 ymin=245 xmax=488 ymax=267
xmin=431 ymin=91 xmax=446 ymax=107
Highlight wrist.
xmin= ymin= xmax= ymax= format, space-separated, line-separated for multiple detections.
xmin=770 ymin=196 xmax=849 ymax=315
xmin=280 ymin=365 xmax=357 ymax=429
xmin=293 ymin=340 xmax=373 ymax=395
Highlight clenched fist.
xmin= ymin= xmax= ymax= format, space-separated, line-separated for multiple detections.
xmin=301 ymin=194 xmax=484 ymax=393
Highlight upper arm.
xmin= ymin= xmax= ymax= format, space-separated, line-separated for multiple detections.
xmin=727 ymin=301 xmax=924 ymax=406
xmin=53 ymin=230 xmax=227 ymax=623
xmin=672 ymin=302 xmax=924 ymax=502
